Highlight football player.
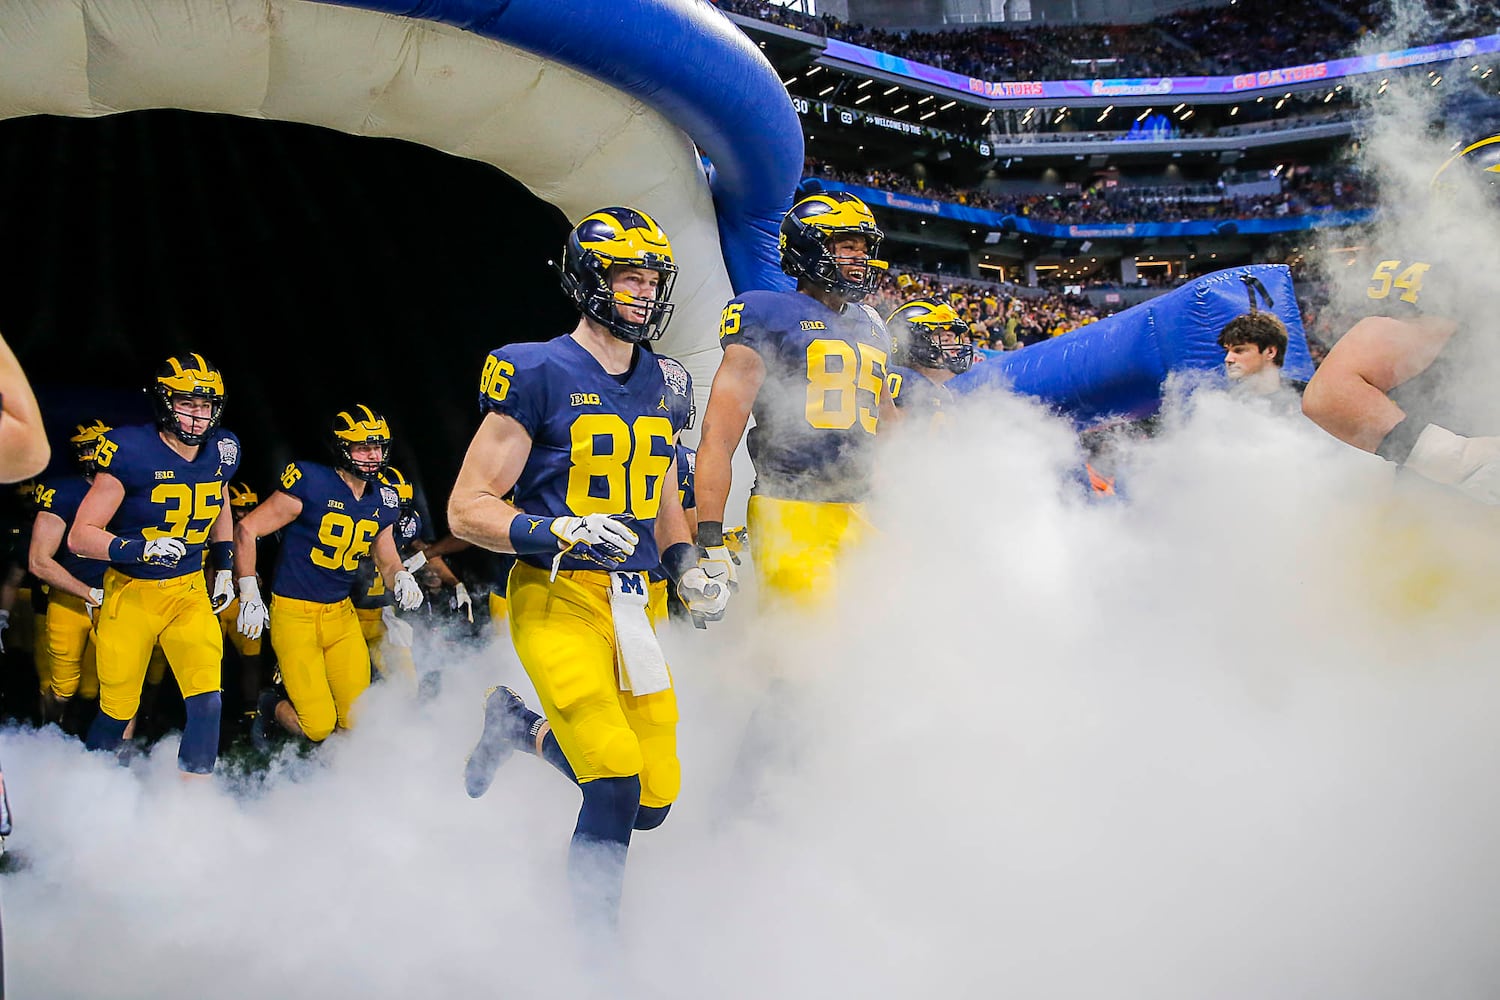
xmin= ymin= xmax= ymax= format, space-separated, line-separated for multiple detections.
xmin=216 ymin=482 xmax=268 ymax=731
xmin=695 ymin=192 xmax=895 ymax=608
xmin=69 ymin=354 xmax=239 ymax=776
xmin=234 ymin=406 xmax=421 ymax=744
xmin=350 ymin=466 xmax=464 ymax=686
xmin=28 ymin=419 xmax=111 ymax=726
xmin=648 ymin=353 xmax=700 ymax=622
xmin=883 ymin=297 xmax=974 ymax=428
xmin=1302 ymin=135 xmax=1500 ymax=501
xmin=448 ymin=207 xmax=726 ymax=925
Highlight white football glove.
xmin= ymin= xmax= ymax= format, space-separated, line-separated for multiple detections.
xmin=142 ymin=537 xmax=188 ymax=568
xmin=86 ymin=588 xmax=105 ymax=624
xmin=675 ymin=567 xmax=729 ymax=623
xmin=402 ymin=550 xmax=428 ymax=574
xmin=236 ymin=576 xmax=269 ymax=640
xmin=1405 ymin=424 xmax=1500 ymax=505
xmin=210 ymin=569 xmax=235 ymax=614
xmin=700 ymin=544 xmax=739 ymax=594
xmin=393 ymin=570 xmax=423 ymax=611
xmin=550 ymin=514 xmax=638 ymax=573
xmin=451 ymin=582 xmax=473 ymax=622
xmin=380 ymin=605 xmax=414 ymax=648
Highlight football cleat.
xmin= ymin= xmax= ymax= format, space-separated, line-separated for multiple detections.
xmin=464 ymin=686 xmax=535 ymax=799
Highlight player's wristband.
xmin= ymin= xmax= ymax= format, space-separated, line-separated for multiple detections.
xmin=509 ymin=515 xmax=561 ymax=556
xmin=1376 ymin=417 xmax=1426 ymax=464
xmin=661 ymin=542 xmax=697 ymax=585
xmin=209 ymin=540 xmax=234 ymax=573
xmin=108 ymin=537 xmax=143 ymax=563
xmin=696 ymin=520 xmax=725 ymax=549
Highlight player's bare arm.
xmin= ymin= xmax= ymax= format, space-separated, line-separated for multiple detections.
xmin=372 ymin=525 xmax=406 ymax=592
xmin=67 ymin=472 xmax=126 ymax=561
xmin=695 ymin=342 xmax=765 ymax=526
xmin=448 ymin=411 xmax=534 ymax=552
xmin=1303 ymin=315 xmax=1457 ymax=452
xmin=0 ymin=330 xmax=50 ymax=482
xmin=29 ymin=511 xmax=95 ymax=602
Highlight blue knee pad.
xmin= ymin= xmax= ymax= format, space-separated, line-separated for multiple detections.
xmin=85 ymin=713 xmax=128 ymax=753
xmin=634 ymin=804 xmax=671 ymax=831
xmin=574 ymin=775 xmax=641 ymax=849
xmin=179 ymin=692 xmax=221 ymax=775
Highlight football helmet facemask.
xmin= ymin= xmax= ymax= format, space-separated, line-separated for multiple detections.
xmin=557 ymin=208 xmax=677 ymax=344
xmin=329 ymin=404 xmax=391 ymax=482
xmin=888 ymin=299 xmax=975 ymax=374
xmin=378 ymin=466 xmax=415 ymax=513
xmin=150 ymin=353 xmax=225 ymax=446
xmin=69 ymin=418 xmax=113 ymax=478
xmin=779 ymin=193 xmax=888 ymax=302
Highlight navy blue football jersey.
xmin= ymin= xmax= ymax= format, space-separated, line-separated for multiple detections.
xmin=478 ymin=335 xmax=677 ymax=573
xmin=718 ymin=289 xmax=892 ymax=502
xmin=271 ymin=461 xmax=400 ymax=603
xmin=350 ymin=508 xmax=422 ymax=609
xmin=33 ymin=475 xmax=107 ymax=589
xmin=92 ymin=424 xmax=240 ymax=580
xmin=675 ymin=443 xmax=696 ymax=511
xmin=886 ymin=364 xmax=952 ymax=419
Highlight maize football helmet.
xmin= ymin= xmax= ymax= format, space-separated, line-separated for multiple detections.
xmin=227 ymin=482 xmax=259 ymax=516
xmin=1432 ymin=134 xmax=1500 ymax=196
xmin=329 ymin=404 xmax=391 ymax=482
xmin=69 ymin=418 xmax=112 ymax=478
xmin=558 ymin=207 xmax=677 ymax=343
xmin=378 ymin=466 xmax=415 ymax=512
xmin=888 ymin=299 xmax=974 ymax=374
xmin=150 ymin=353 xmax=225 ymax=446
xmin=779 ymin=193 xmax=887 ymax=301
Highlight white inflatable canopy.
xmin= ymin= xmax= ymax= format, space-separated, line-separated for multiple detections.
xmin=0 ymin=0 xmax=736 ymax=388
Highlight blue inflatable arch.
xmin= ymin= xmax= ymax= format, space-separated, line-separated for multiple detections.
xmin=0 ymin=0 xmax=802 ymax=396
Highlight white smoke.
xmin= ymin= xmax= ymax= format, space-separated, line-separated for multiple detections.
xmin=11 ymin=2 xmax=1500 ymax=996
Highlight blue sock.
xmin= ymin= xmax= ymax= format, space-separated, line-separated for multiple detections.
xmin=179 ymin=692 xmax=221 ymax=774
xmin=538 ymin=729 xmax=577 ymax=783
xmin=85 ymin=713 xmax=129 ymax=753
xmin=569 ymin=776 xmax=641 ymax=928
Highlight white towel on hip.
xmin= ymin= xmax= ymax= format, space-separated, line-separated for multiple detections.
xmin=609 ymin=571 xmax=670 ymax=696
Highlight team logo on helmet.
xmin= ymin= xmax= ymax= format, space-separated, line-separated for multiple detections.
xmin=888 ymin=299 xmax=975 ymax=374
xmin=329 ymin=404 xmax=392 ymax=482
xmin=779 ymin=193 xmax=888 ymax=302
xmin=557 ymin=207 xmax=678 ymax=344
xmin=150 ymin=353 xmax=226 ymax=446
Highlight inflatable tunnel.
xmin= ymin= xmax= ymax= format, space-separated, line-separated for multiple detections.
xmin=0 ymin=0 xmax=802 ymax=395
xmin=951 ymin=264 xmax=1314 ymax=424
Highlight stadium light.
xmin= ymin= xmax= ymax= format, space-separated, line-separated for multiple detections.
xmin=856 ymin=95 xmax=872 ymax=104
xmin=893 ymin=104 xmax=910 ymax=114
xmin=1431 ymin=75 xmax=1443 ymax=86
xmin=1172 ymin=103 xmax=1185 ymax=113
xmin=920 ymin=111 xmax=937 ymax=120
xmin=982 ymin=110 xmax=994 ymax=125
xmin=782 ymin=75 xmax=799 ymax=85
xmin=806 ymin=66 xmax=822 ymax=75
xmin=918 ymin=96 xmax=934 ymax=105
xmin=883 ymin=85 xmax=900 ymax=95
xmin=819 ymin=85 xmax=835 ymax=96
xmin=1136 ymin=108 xmax=1153 ymax=121
xmin=1230 ymin=106 xmax=1239 ymax=116
xmin=940 ymin=100 xmax=957 ymax=110
xmin=858 ymin=79 xmax=874 ymax=88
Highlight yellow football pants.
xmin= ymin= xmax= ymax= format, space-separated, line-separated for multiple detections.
xmin=43 ymin=591 xmax=99 ymax=700
xmin=747 ymin=495 xmax=868 ymax=610
xmin=648 ymin=578 xmax=669 ymax=622
xmin=270 ymin=595 xmax=369 ymax=742
xmin=488 ymin=591 xmax=508 ymax=636
xmin=218 ymin=596 xmax=262 ymax=658
xmin=508 ymin=561 xmax=679 ymax=808
xmin=355 ymin=606 xmax=417 ymax=683
xmin=96 ymin=568 xmax=222 ymax=722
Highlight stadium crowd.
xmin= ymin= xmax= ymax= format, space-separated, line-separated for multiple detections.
xmin=806 ymin=159 xmax=1374 ymax=223
xmin=715 ymin=0 xmax=1493 ymax=81
xmin=869 ymin=267 xmax=1110 ymax=349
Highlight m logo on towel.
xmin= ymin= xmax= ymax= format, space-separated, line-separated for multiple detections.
xmin=616 ymin=572 xmax=645 ymax=596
